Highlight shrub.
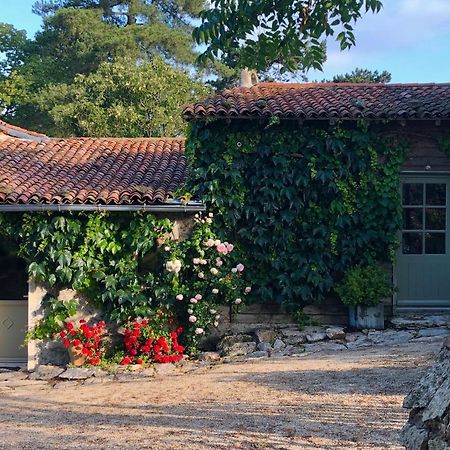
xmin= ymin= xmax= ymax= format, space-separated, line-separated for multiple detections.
xmin=335 ymin=264 xmax=392 ymax=307
xmin=120 ymin=312 xmax=185 ymax=365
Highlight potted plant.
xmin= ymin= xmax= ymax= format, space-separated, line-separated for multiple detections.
xmin=59 ymin=320 xmax=107 ymax=366
xmin=335 ymin=264 xmax=393 ymax=330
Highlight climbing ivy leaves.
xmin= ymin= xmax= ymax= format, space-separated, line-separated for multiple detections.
xmin=0 ymin=212 xmax=173 ymax=321
xmin=186 ymin=120 xmax=406 ymax=308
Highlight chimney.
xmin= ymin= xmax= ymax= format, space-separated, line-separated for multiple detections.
xmin=240 ymin=68 xmax=259 ymax=88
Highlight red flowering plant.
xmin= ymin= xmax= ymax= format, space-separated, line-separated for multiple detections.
xmin=59 ymin=319 xmax=107 ymax=365
xmin=120 ymin=309 xmax=185 ymax=366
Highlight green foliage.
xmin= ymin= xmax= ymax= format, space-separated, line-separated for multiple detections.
xmin=193 ymin=0 xmax=383 ymax=72
xmin=37 ymin=56 xmax=211 ymax=137
xmin=26 ymin=294 xmax=78 ymax=341
xmin=186 ymin=120 xmax=406 ymax=307
xmin=331 ymin=68 xmax=392 ymax=83
xmin=335 ymin=264 xmax=393 ymax=307
xmin=0 ymin=5 xmax=213 ymax=135
xmin=168 ymin=213 xmax=249 ymax=351
xmin=0 ymin=212 xmax=173 ymax=321
xmin=0 ymin=211 xmax=250 ymax=354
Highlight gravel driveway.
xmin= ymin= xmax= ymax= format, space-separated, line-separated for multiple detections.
xmin=0 ymin=338 xmax=442 ymax=450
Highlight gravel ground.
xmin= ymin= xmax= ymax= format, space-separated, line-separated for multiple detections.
xmin=0 ymin=338 xmax=442 ymax=450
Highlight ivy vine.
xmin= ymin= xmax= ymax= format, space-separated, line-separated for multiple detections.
xmin=186 ymin=120 xmax=407 ymax=308
xmin=0 ymin=211 xmax=250 ymax=352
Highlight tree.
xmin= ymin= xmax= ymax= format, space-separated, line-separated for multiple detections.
xmin=193 ymin=0 xmax=383 ymax=73
xmin=332 ymin=68 xmax=392 ymax=83
xmin=36 ymin=57 xmax=210 ymax=137
xmin=0 ymin=0 xmax=213 ymax=135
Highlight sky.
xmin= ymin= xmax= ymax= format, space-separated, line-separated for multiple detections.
xmin=2 ymin=0 xmax=450 ymax=83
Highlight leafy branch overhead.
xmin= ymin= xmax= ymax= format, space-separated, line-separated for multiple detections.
xmin=193 ymin=0 xmax=383 ymax=72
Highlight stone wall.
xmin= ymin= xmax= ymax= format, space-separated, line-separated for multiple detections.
xmin=402 ymin=337 xmax=450 ymax=449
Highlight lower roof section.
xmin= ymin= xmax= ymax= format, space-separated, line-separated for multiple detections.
xmin=0 ymin=136 xmax=188 ymax=206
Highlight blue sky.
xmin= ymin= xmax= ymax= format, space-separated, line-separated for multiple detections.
xmin=3 ymin=0 xmax=450 ymax=83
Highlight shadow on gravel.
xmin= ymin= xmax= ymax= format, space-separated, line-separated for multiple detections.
xmin=0 ymin=387 xmax=405 ymax=450
xmin=222 ymin=364 xmax=427 ymax=396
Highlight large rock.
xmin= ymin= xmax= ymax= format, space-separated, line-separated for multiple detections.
xmin=256 ymin=342 xmax=272 ymax=352
xmin=35 ymin=340 xmax=70 ymax=367
xmin=218 ymin=334 xmax=254 ymax=350
xmin=223 ymin=342 xmax=257 ymax=357
xmin=326 ymin=326 xmax=346 ymax=340
xmin=280 ymin=329 xmax=307 ymax=345
xmin=272 ymin=339 xmax=286 ymax=352
xmin=416 ymin=328 xmax=450 ymax=338
xmin=254 ymin=329 xmax=277 ymax=344
xmin=367 ymin=330 xmax=414 ymax=345
xmin=59 ymin=368 xmax=95 ymax=380
xmin=198 ymin=351 xmax=221 ymax=362
xmin=306 ymin=332 xmax=327 ymax=343
xmin=29 ymin=365 xmax=65 ymax=381
xmin=402 ymin=339 xmax=450 ymax=449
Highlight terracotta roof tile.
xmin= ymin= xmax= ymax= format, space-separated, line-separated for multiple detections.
xmin=0 ymin=137 xmax=186 ymax=205
xmin=183 ymin=82 xmax=450 ymax=121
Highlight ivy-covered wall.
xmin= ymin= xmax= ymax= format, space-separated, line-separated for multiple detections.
xmin=186 ymin=119 xmax=408 ymax=308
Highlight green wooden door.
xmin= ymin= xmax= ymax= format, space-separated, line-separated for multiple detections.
xmin=396 ymin=176 xmax=450 ymax=307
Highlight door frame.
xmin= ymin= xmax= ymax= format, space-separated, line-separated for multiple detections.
xmin=394 ymin=172 xmax=450 ymax=311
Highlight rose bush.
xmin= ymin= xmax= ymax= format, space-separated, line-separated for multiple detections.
xmin=161 ymin=212 xmax=252 ymax=352
xmin=120 ymin=309 xmax=185 ymax=365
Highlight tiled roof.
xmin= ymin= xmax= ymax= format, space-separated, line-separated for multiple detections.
xmin=183 ymin=82 xmax=450 ymax=121
xmin=0 ymin=137 xmax=186 ymax=205
xmin=0 ymin=120 xmax=48 ymax=140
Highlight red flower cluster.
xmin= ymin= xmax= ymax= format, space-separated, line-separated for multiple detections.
xmin=60 ymin=320 xmax=106 ymax=365
xmin=120 ymin=319 xmax=185 ymax=365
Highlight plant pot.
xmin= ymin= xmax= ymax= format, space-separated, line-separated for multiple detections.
xmin=348 ymin=303 xmax=384 ymax=330
xmin=67 ymin=343 xmax=86 ymax=367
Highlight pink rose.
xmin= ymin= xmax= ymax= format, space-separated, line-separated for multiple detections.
xmin=227 ymin=243 xmax=234 ymax=252
xmin=236 ymin=263 xmax=245 ymax=272
xmin=216 ymin=243 xmax=228 ymax=254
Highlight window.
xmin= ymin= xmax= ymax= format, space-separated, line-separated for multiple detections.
xmin=402 ymin=183 xmax=446 ymax=255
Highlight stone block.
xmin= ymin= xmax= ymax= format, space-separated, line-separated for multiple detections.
xmin=326 ymin=327 xmax=346 ymax=340
xmin=417 ymin=328 xmax=450 ymax=338
xmin=198 ymin=352 xmax=221 ymax=362
xmin=254 ymin=329 xmax=277 ymax=344
xmin=272 ymin=339 xmax=286 ymax=351
xmin=306 ymin=332 xmax=327 ymax=343
xmin=59 ymin=368 xmax=95 ymax=380
xmin=29 ymin=365 xmax=65 ymax=381
xmin=256 ymin=342 xmax=272 ymax=352
xmin=222 ymin=342 xmax=256 ymax=357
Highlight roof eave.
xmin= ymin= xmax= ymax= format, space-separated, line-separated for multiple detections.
xmin=0 ymin=201 xmax=205 ymax=213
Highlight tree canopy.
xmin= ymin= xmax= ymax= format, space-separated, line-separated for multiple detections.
xmin=37 ymin=57 xmax=210 ymax=137
xmin=193 ymin=0 xmax=383 ymax=72
xmin=332 ymin=68 xmax=392 ymax=83
xmin=0 ymin=0 xmax=211 ymax=136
